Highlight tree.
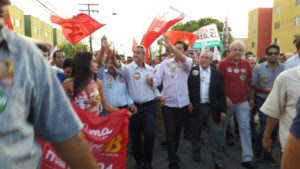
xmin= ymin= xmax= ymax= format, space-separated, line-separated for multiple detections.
xmin=59 ymin=41 xmax=89 ymax=58
xmin=172 ymin=17 xmax=233 ymax=44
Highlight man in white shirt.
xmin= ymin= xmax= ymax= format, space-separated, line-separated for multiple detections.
xmin=112 ymin=45 xmax=160 ymax=169
xmin=150 ymin=34 xmax=193 ymax=169
xmin=261 ymin=65 xmax=300 ymax=152
xmin=285 ymin=37 xmax=300 ymax=70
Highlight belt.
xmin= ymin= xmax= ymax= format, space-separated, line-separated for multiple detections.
xmin=200 ymin=103 xmax=210 ymax=106
xmin=134 ymin=99 xmax=155 ymax=107
xmin=118 ymin=105 xmax=128 ymax=109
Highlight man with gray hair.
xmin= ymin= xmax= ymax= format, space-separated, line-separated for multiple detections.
xmin=217 ymin=41 xmax=257 ymax=169
xmin=188 ymin=50 xmax=226 ymax=169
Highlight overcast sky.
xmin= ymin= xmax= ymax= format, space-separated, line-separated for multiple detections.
xmin=12 ymin=0 xmax=274 ymax=55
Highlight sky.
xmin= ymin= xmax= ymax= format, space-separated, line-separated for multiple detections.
xmin=11 ymin=0 xmax=274 ymax=55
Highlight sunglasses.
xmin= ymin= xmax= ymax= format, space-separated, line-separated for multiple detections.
xmin=267 ymin=52 xmax=279 ymax=56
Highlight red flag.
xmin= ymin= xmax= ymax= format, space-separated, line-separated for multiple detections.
xmin=50 ymin=13 xmax=105 ymax=45
xmin=166 ymin=30 xmax=198 ymax=47
xmin=141 ymin=6 xmax=184 ymax=62
xmin=5 ymin=11 xmax=13 ymax=30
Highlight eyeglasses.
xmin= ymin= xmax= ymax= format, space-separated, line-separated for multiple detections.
xmin=267 ymin=52 xmax=279 ymax=56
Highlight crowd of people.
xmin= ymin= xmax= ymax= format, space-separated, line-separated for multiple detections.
xmin=2 ymin=0 xmax=300 ymax=169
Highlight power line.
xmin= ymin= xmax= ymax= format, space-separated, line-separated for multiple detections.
xmin=79 ymin=3 xmax=99 ymax=52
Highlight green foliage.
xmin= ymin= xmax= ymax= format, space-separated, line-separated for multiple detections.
xmin=59 ymin=41 xmax=89 ymax=58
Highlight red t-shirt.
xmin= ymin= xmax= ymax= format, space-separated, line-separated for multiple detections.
xmin=217 ymin=58 xmax=252 ymax=104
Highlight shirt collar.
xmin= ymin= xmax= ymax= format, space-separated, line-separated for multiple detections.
xmin=199 ymin=65 xmax=211 ymax=73
xmin=0 ymin=26 xmax=17 ymax=53
xmin=133 ymin=61 xmax=150 ymax=69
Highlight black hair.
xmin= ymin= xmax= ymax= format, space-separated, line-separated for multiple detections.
xmin=53 ymin=50 xmax=64 ymax=59
xmin=265 ymin=44 xmax=280 ymax=54
xmin=63 ymin=58 xmax=73 ymax=69
xmin=175 ymin=41 xmax=188 ymax=52
xmin=294 ymin=36 xmax=300 ymax=50
xmin=222 ymin=49 xmax=230 ymax=58
xmin=36 ymin=43 xmax=49 ymax=53
xmin=72 ymin=52 xmax=96 ymax=98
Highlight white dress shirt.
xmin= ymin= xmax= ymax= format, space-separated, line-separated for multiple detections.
xmin=199 ymin=66 xmax=211 ymax=103
xmin=153 ymin=57 xmax=193 ymax=108
xmin=117 ymin=62 xmax=158 ymax=103
xmin=285 ymin=54 xmax=300 ymax=70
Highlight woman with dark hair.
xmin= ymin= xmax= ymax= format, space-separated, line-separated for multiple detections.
xmin=63 ymin=51 xmax=118 ymax=114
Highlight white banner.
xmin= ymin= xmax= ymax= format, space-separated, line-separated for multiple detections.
xmin=192 ymin=24 xmax=222 ymax=49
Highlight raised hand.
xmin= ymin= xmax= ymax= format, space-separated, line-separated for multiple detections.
xmin=160 ymin=33 xmax=173 ymax=50
xmin=101 ymin=35 xmax=109 ymax=50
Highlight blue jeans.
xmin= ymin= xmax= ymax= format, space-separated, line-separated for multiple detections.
xmin=255 ymin=97 xmax=278 ymax=154
xmin=221 ymin=101 xmax=254 ymax=162
xmin=130 ymin=101 xmax=156 ymax=163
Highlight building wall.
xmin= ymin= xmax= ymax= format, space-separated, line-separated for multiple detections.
xmin=257 ymin=8 xmax=272 ymax=58
xmin=247 ymin=9 xmax=259 ymax=57
xmin=25 ymin=15 xmax=53 ymax=45
xmin=53 ymin=28 xmax=64 ymax=46
xmin=272 ymin=0 xmax=300 ymax=53
xmin=8 ymin=5 xmax=25 ymax=35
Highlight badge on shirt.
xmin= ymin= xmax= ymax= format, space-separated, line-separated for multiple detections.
xmin=133 ymin=72 xmax=141 ymax=80
xmin=0 ymin=90 xmax=7 ymax=114
xmin=169 ymin=67 xmax=176 ymax=73
xmin=240 ymin=74 xmax=246 ymax=81
xmin=0 ymin=59 xmax=14 ymax=87
xmin=227 ymin=67 xmax=233 ymax=73
xmin=240 ymin=68 xmax=247 ymax=73
xmin=192 ymin=70 xmax=199 ymax=76
xmin=107 ymin=83 xmax=113 ymax=89
xmin=263 ymin=77 xmax=270 ymax=84
xmin=234 ymin=68 xmax=240 ymax=74
xmin=201 ymin=76 xmax=206 ymax=81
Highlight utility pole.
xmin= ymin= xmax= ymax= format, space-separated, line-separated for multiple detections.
xmin=79 ymin=3 xmax=99 ymax=52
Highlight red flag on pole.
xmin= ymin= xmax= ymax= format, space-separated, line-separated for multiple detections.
xmin=50 ymin=13 xmax=105 ymax=45
xmin=141 ymin=6 xmax=185 ymax=63
xmin=5 ymin=11 xmax=14 ymax=30
xmin=166 ymin=30 xmax=198 ymax=47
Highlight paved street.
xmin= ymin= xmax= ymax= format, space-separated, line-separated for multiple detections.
xmin=127 ymin=129 xmax=281 ymax=169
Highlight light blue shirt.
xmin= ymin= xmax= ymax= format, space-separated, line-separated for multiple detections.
xmin=285 ymin=54 xmax=300 ymax=70
xmin=100 ymin=69 xmax=134 ymax=107
xmin=200 ymin=66 xmax=211 ymax=103
xmin=117 ymin=62 xmax=159 ymax=103
xmin=153 ymin=57 xmax=193 ymax=108
xmin=0 ymin=27 xmax=82 ymax=169
xmin=251 ymin=62 xmax=285 ymax=99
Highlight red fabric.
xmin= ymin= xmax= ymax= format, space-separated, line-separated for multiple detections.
xmin=217 ymin=58 xmax=252 ymax=104
xmin=166 ymin=31 xmax=198 ymax=47
xmin=5 ymin=11 xmax=13 ymax=30
xmin=50 ymin=13 xmax=105 ymax=44
xmin=141 ymin=6 xmax=184 ymax=63
xmin=37 ymin=103 xmax=129 ymax=169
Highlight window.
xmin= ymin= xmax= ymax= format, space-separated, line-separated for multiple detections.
xmin=297 ymin=0 xmax=300 ymax=6
xmin=15 ymin=19 xmax=21 ymax=28
xmin=274 ymin=38 xmax=279 ymax=45
xmin=34 ymin=27 xmax=38 ymax=33
xmin=45 ymin=32 xmax=48 ymax=37
xmin=274 ymin=22 xmax=280 ymax=29
xmin=252 ymin=42 xmax=255 ymax=48
xmin=296 ymin=16 xmax=300 ymax=25
xmin=252 ymin=28 xmax=256 ymax=35
xmin=252 ymin=15 xmax=256 ymax=22
xmin=275 ymin=6 xmax=280 ymax=14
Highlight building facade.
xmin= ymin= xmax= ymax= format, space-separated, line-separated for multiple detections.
xmin=272 ymin=0 xmax=300 ymax=53
xmin=247 ymin=8 xmax=272 ymax=59
xmin=8 ymin=5 xmax=25 ymax=35
xmin=24 ymin=15 xmax=53 ymax=45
